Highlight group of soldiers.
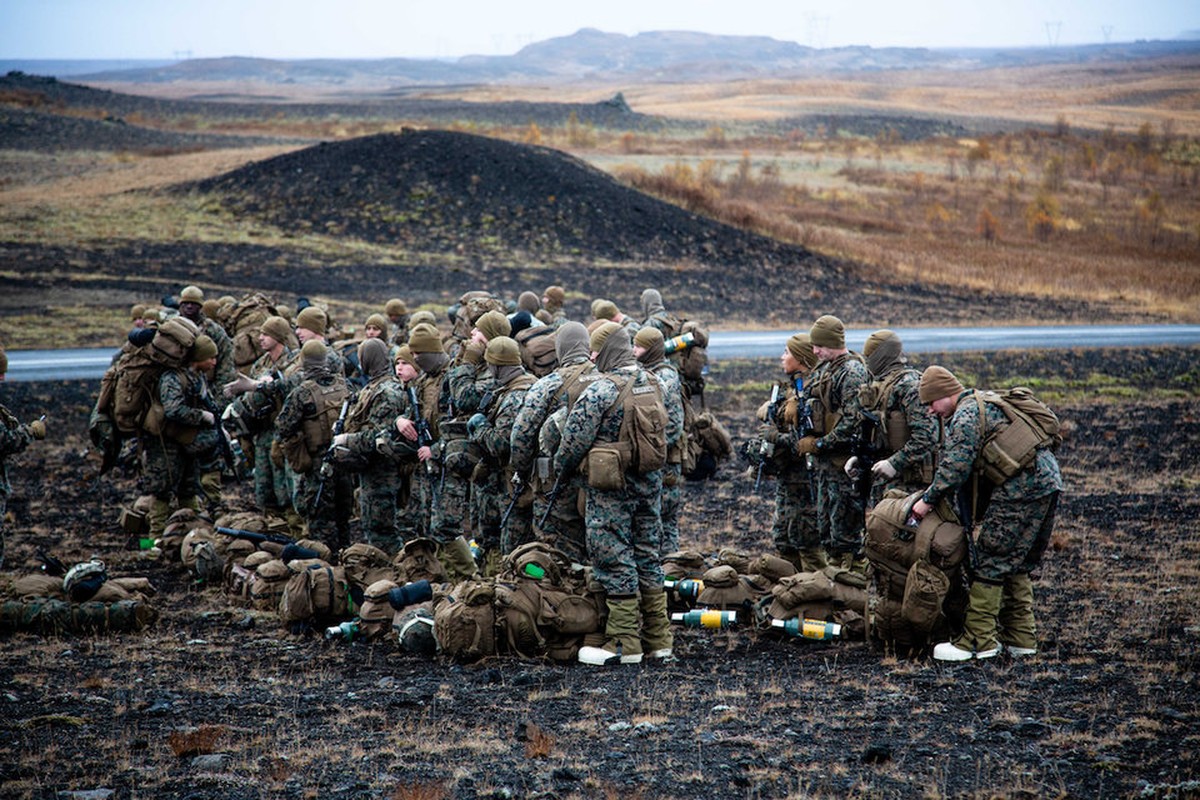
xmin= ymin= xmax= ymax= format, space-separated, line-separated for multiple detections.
xmin=750 ymin=316 xmax=1062 ymax=662
xmin=0 ymin=280 xmax=1064 ymax=666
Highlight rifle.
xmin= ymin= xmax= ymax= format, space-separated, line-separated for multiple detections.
xmin=851 ymin=411 xmax=883 ymax=506
xmin=216 ymin=526 xmax=295 ymax=547
xmin=538 ymin=470 xmax=569 ymax=529
xmin=313 ymin=394 xmax=353 ymax=509
xmin=499 ymin=472 xmax=525 ymax=530
xmin=795 ymin=376 xmax=816 ymax=471
xmin=754 ymin=384 xmax=780 ymax=494
xmin=199 ymin=382 xmax=239 ymax=482
xmin=406 ymin=385 xmax=440 ymax=501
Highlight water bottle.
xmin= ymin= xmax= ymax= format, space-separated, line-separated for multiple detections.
xmin=663 ymin=331 xmax=696 ymax=355
xmin=469 ymin=539 xmax=482 ymax=561
xmin=771 ymin=618 xmax=841 ymax=641
xmin=672 ymin=610 xmax=737 ymax=629
xmin=324 ymin=620 xmax=360 ymax=641
xmin=664 ymin=579 xmax=704 ymax=603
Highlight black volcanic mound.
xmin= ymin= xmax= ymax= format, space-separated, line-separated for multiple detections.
xmin=0 ymin=106 xmax=273 ymax=152
xmin=182 ymin=129 xmax=830 ymax=269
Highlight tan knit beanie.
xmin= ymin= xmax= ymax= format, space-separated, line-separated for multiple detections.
xmin=192 ymin=334 xmax=218 ymax=362
xmin=633 ymin=326 xmax=663 ymax=349
xmin=410 ymin=310 xmax=437 ymax=327
xmin=295 ymin=306 xmax=327 ymax=336
xmin=786 ymin=332 xmax=817 ymax=369
xmin=484 ymin=336 xmax=522 ymax=366
xmin=258 ymin=315 xmax=292 ymax=345
xmin=365 ymin=313 xmax=389 ymax=333
xmin=589 ymin=321 xmax=622 ymax=353
xmin=593 ymin=299 xmax=619 ymax=321
xmin=475 ymin=310 xmax=511 ymax=341
xmin=301 ymin=339 xmax=328 ymax=366
xmin=408 ymin=323 xmax=443 ymax=354
xmin=394 ymin=344 xmax=417 ymax=368
xmin=543 ymin=285 xmax=565 ymax=308
xmin=385 ymin=298 xmax=408 ymax=317
xmin=810 ymin=315 xmax=845 ymax=349
xmin=918 ymin=366 xmax=965 ymax=404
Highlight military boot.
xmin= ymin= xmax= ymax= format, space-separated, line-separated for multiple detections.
xmin=796 ymin=548 xmax=828 ymax=573
xmin=638 ymin=589 xmax=674 ymax=660
xmin=200 ymin=470 xmax=222 ymax=514
xmin=998 ymin=573 xmax=1038 ymax=656
xmin=148 ymin=498 xmax=173 ymax=538
xmin=933 ymin=580 xmax=1002 ymax=661
xmin=285 ymin=508 xmax=306 ymax=538
xmin=440 ymin=536 xmax=479 ymax=581
xmin=578 ymin=596 xmax=643 ymax=665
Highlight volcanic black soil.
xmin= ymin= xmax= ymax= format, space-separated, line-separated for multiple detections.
xmin=1 ymin=347 xmax=1196 ymax=800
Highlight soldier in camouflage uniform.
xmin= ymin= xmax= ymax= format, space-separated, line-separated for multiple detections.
xmin=275 ymin=340 xmax=353 ymax=550
xmin=397 ymin=323 xmax=476 ymax=580
xmin=388 ymin=344 xmax=429 ymax=540
xmin=541 ymin=285 xmax=568 ymax=328
xmin=911 ymin=367 xmax=1063 ymax=661
xmin=447 ymin=310 xmax=509 ymax=557
xmin=178 ymin=286 xmax=236 ymax=508
xmin=555 ymin=323 xmax=677 ymax=666
xmin=229 ymin=315 xmax=296 ymax=517
xmin=844 ymin=330 xmax=939 ymax=506
xmin=632 ymin=327 xmax=685 ymax=555
xmin=593 ymin=299 xmax=641 ymax=335
xmin=755 ymin=332 xmax=825 ymax=571
xmin=0 ymin=345 xmax=47 ymax=569
xmin=331 ymin=338 xmax=412 ymax=551
xmin=638 ymin=289 xmax=680 ymax=339
xmin=509 ymin=322 xmax=598 ymax=564
xmin=467 ymin=337 xmax=536 ymax=555
xmin=385 ymin=299 xmax=410 ymax=349
xmin=144 ymin=336 xmax=222 ymax=536
xmin=794 ymin=315 xmax=869 ymax=570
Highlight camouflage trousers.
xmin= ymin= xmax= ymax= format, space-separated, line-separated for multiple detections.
xmin=660 ymin=463 xmax=683 ymax=555
xmin=142 ymin=435 xmax=200 ymax=504
xmin=470 ymin=469 xmax=503 ymax=554
xmin=292 ymin=466 xmax=354 ymax=552
xmin=771 ymin=477 xmax=820 ymax=555
xmin=532 ymin=472 xmax=588 ymax=565
xmin=357 ymin=466 xmax=405 ymax=551
xmin=252 ymin=429 xmax=291 ymax=512
xmin=585 ymin=472 xmax=665 ymax=597
xmin=812 ymin=458 xmax=865 ymax=557
xmin=972 ymin=491 xmax=1060 ymax=581
xmin=430 ymin=470 xmax=470 ymax=545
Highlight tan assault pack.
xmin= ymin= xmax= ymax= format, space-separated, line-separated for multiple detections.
xmin=584 ymin=372 xmax=667 ymax=490
xmin=515 ymin=325 xmax=558 ymax=377
xmin=973 ymin=388 xmax=1062 ymax=484
xmin=280 ymin=379 xmax=348 ymax=473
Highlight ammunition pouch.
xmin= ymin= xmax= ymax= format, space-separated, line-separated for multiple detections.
xmin=442 ymin=436 xmax=482 ymax=479
xmin=583 ymin=444 xmax=627 ymax=491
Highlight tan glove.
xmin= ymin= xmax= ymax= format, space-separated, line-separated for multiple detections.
xmin=461 ymin=340 xmax=486 ymax=366
xmin=796 ymin=436 xmax=820 ymax=456
xmin=28 ymin=419 xmax=46 ymax=440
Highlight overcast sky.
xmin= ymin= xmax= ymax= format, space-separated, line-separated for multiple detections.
xmin=1 ymin=0 xmax=1196 ymax=60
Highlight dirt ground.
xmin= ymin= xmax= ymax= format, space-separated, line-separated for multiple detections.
xmin=1 ymin=347 xmax=1197 ymax=800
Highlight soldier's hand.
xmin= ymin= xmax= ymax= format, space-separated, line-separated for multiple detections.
xmin=28 ymin=418 xmax=47 ymax=440
xmin=757 ymin=424 xmax=779 ymax=444
xmin=223 ymin=374 xmax=258 ymax=397
xmin=796 ymin=435 xmax=820 ymax=455
xmin=467 ymin=413 xmax=488 ymax=438
xmin=872 ymin=459 xmax=898 ymax=480
xmin=417 ymin=445 xmax=432 ymax=462
xmin=395 ymin=416 xmax=418 ymax=441
xmin=910 ymin=498 xmax=932 ymax=521
xmin=462 ymin=340 xmax=486 ymax=366
xmin=199 ymin=411 xmax=216 ymax=427
xmin=332 ymin=433 xmax=349 ymax=449
xmin=843 ymin=455 xmax=860 ymax=478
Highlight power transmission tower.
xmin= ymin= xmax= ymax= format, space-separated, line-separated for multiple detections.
xmin=806 ymin=14 xmax=829 ymax=49
xmin=1044 ymin=21 xmax=1061 ymax=47
xmin=1101 ymin=25 xmax=1114 ymax=43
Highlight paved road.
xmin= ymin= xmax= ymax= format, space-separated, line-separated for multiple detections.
xmin=5 ymin=324 xmax=1200 ymax=382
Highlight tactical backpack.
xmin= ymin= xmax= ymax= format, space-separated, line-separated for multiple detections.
xmin=675 ymin=318 xmax=710 ymax=399
xmin=339 ymin=543 xmax=400 ymax=591
xmin=278 ymin=558 xmax=355 ymax=628
xmin=973 ymin=388 xmax=1062 ymax=484
xmin=222 ymin=293 xmax=280 ymax=368
xmin=248 ymin=558 xmax=290 ymax=611
xmin=515 ymin=325 xmax=558 ymax=377
xmin=394 ymin=538 xmax=447 ymax=584
xmin=682 ymin=404 xmax=733 ymax=481
xmin=96 ymin=317 xmax=200 ymax=435
xmin=279 ymin=378 xmax=349 ymax=474
xmin=615 ymin=372 xmax=668 ymax=474
xmin=433 ymin=578 xmax=498 ymax=662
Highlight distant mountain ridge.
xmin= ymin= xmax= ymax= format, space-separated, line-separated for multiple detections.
xmin=44 ymin=29 xmax=1200 ymax=86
